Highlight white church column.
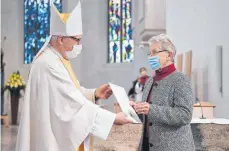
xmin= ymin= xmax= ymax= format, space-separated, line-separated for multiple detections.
xmin=132 ymin=0 xmax=166 ymax=77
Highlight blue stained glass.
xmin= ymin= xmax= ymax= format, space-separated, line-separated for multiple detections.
xmin=24 ymin=0 xmax=37 ymax=64
xmin=24 ymin=0 xmax=62 ymax=64
xmin=122 ymin=40 xmax=134 ymax=62
xmin=109 ymin=18 xmax=121 ymax=41
xmin=37 ymin=0 xmax=49 ymax=52
xmin=109 ymin=41 xmax=121 ymax=63
xmin=122 ymin=19 xmax=132 ymax=40
xmin=109 ymin=2 xmax=121 ymax=40
xmin=122 ymin=0 xmax=132 ymax=19
xmin=108 ymin=0 xmax=134 ymax=63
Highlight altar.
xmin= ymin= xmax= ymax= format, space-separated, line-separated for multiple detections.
xmin=92 ymin=102 xmax=229 ymax=151
xmin=93 ymin=124 xmax=143 ymax=151
xmin=191 ymin=118 xmax=229 ymax=151
xmin=93 ymin=118 xmax=229 ymax=151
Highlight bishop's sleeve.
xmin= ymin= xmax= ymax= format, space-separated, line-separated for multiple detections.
xmin=79 ymin=86 xmax=96 ymax=103
xmin=90 ymin=108 xmax=116 ymax=139
xmin=47 ymin=64 xmax=115 ymax=151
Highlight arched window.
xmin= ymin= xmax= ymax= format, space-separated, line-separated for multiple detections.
xmin=108 ymin=0 xmax=134 ymax=63
xmin=24 ymin=0 xmax=62 ymax=64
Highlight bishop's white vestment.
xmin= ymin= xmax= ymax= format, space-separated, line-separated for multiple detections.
xmin=15 ymin=46 xmax=116 ymax=151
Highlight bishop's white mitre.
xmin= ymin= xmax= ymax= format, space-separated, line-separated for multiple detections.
xmin=50 ymin=0 xmax=82 ymax=36
xmin=33 ymin=0 xmax=83 ymax=60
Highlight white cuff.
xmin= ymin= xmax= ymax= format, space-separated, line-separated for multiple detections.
xmin=90 ymin=108 xmax=116 ymax=140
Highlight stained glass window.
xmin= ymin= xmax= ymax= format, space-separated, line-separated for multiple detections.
xmin=108 ymin=0 xmax=134 ymax=63
xmin=24 ymin=0 xmax=62 ymax=64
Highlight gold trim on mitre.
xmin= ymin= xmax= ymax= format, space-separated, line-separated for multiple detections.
xmin=59 ymin=13 xmax=70 ymax=23
xmin=52 ymin=3 xmax=70 ymax=23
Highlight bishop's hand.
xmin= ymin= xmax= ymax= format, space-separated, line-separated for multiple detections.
xmin=95 ymin=84 xmax=113 ymax=100
xmin=114 ymin=112 xmax=133 ymax=125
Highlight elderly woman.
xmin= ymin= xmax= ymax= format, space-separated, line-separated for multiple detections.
xmin=132 ymin=34 xmax=195 ymax=151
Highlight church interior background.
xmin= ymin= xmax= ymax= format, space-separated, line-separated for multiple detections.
xmin=1 ymin=0 xmax=229 ymax=150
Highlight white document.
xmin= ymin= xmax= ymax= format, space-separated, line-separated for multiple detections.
xmin=109 ymin=83 xmax=142 ymax=124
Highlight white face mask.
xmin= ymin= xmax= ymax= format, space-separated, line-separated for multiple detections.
xmin=66 ymin=44 xmax=82 ymax=59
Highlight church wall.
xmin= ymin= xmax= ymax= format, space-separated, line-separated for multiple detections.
xmin=1 ymin=0 xmax=143 ymax=113
xmin=2 ymin=0 xmax=228 ymax=119
xmin=78 ymin=0 xmax=140 ymax=111
xmin=1 ymin=0 xmax=28 ymax=119
xmin=1 ymin=0 xmax=175 ymax=115
xmin=54 ymin=0 xmax=147 ymax=111
xmin=1 ymin=0 xmax=28 ymax=85
xmin=166 ymin=0 xmax=229 ymax=118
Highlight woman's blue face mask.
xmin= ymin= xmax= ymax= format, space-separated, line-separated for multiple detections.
xmin=148 ymin=56 xmax=161 ymax=70
xmin=148 ymin=50 xmax=168 ymax=70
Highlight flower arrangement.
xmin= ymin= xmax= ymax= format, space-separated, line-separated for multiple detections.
xmin=5 ymin=71 xmax=26 ymax=97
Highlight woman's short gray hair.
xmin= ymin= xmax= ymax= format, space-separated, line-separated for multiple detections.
xmin=148 ymin=34 xmax=176 ymax=57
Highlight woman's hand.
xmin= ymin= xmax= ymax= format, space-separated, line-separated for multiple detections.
xmin=134 ymin=102 xmax=150 ymax=115
xmin=129 ymin=101 xmax=136 ymax=107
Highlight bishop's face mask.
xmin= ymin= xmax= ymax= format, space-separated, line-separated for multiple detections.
xmin=65 ymin=36 xmax=82 ymax=59
xmin=66 ymin=44 xmax=82 ymax=59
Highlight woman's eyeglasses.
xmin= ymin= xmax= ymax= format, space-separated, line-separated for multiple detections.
xmin=148 ymin=50 xmax=168 ymax=56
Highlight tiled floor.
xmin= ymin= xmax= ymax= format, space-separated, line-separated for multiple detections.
xmin=1 ymin=125 xmax=18 ymax=151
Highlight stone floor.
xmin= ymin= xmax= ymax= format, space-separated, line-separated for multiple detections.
xmin=1 ymin=125 xmax=18 ymax=151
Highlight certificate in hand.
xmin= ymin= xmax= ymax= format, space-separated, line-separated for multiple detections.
xmin=109 ymin=83 xmax=142 ymax=124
